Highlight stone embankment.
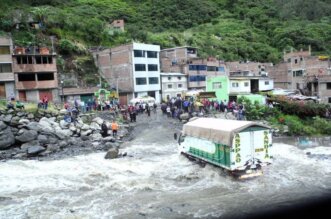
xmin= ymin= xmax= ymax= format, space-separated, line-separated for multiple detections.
xmin=0 ymin=109 xmax=131 ymax=160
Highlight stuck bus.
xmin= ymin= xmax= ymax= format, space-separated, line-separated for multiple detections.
xmin=175 ymin=118 xmax=273 ymax=179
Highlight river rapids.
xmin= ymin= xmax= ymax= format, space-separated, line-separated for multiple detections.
xmin=1 ymin=113 xmax=331 ymax=218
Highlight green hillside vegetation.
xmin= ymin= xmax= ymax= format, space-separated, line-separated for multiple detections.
xmin=0 ymin=0 xmax=330 ymax=84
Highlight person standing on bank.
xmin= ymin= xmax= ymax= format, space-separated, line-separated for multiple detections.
xmin=111 ymin=120 xmax=119 ymax=137
xmin=146 ymin=103 xmax=151 ymax=117
xmin=101 ymin=121 xmax=109 ymax=137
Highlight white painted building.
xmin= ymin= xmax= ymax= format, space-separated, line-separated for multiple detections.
xmin=229 ymin=78 xmax=251 ymax=94
xmin=229 ymin=77 xmax=274 ymax=94
xmin=258 ymin=78 xmax=274 ymax=91
xmin=160 ymin=72 xmax=187 ymax=100
xmin=132 ymin=43 xmax=161 ymax=103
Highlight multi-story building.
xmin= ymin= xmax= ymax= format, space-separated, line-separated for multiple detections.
xmin=160 ymin=72 xmax=187 ymax=101
xmin=93 ymin=43 xmax=161 ymax=105
xmin=226 ymin=61 xmax=274 ymax=96
xmin=12 ymin=45 xmax=59 ymax=102
xmin=160 ymin=46 xmax=227 ymax=90
xmin=0 ymin=36 xmax=15 ymax=99
xmin=269 ymin=48 xmax=331 ymax=104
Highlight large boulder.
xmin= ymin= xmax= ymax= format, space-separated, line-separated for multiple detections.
xmin=0 ymin=121 xmax=7 ymax=131
xmin=15 ymin=129 xmax=38 ymax=143
xmin=91 ymin=133 xmax=102 ymax=141
xmin=25 ymin=122 xmax=42 ymax=132
xmin=17 ymin=111 xmax=26 ymax=117
xmin=27 ymin=113 xmax=34 ymax=119
xmin=92 ymin=117 xmax=104 ymax=125
xmin=81 ymin=130 xmax=92 ymax=136
xmin=18 ymin=119 xmax=30 ymax=125
xmin=59 ymin=120 xmax=70 ymax=129
xmin=0 ymin=127 xmax=15 ymax=149
xmin=10 ymin=116 xmax=20 ymax=126
xmin=81 ymin=124 xmax=90 ymax=130
xmin=104 ymin=148 xmax=119 ymax=159
xmin=37 ymin=135 xmax=49 ymax=144
xmin=89 ymin=122 xmax=100 ymax=131
xmin=54 ymin=128 xmax=72 ymax=140
xmin=2 ymin=114 xmax=12 ymax=123
xmin=179 ymin=113 xmax=190 ymax=121
xmin=21 ymin=140 xmax=40 ymax=151
xmin=27 ymin=146 xmax=46 ymax=155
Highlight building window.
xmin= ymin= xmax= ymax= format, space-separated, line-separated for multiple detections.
xmin=37 ymin=73 xmax=54 ymax=81
xmin=178 ymin=84 xmax=182 ymax=88
xmin=207 ymin=66 xmax=217 ymax=71
xmin=287 ymin=58 xmax=291 ymax=63
xmin=189 ymin=65 xmax=207 ymax=71
xmin=0 ymin=63 xmax=12 ymax=73
xmin=18 ymin=73 xmax=35 ymax=81
xmin=244 ymin=82 xmax=249 ymax=87
xmin=135 ymin=64 xmax=146 ymax=71
xmin=232 ymin=82 xmax=239 ymax=87
xmin=329 ymin=97 xmax=331 ymax=103
xmin=168 ymin=77 xmax=171 ymax=80
xmin=168 ymin=84 xmax=173 ymax=89
xmin=177 ymin=76 xmax=181 ymax=80
xmin=212 ymin=82 xmax=222 ymax=89
xmin=189 ymin=75 xmax=206 ymax=82
xmin=327 ymin=83 xmax=331 ymax=90
xmin=300 ymin=57 xmax=303 ymax=61
xmin=147 ymin=51 xmax=157 ymax=58
xmin=0 ymin=46 xmax=10 ymax=54
xmin=148 ymin=64 xmax=158 ymax=71
xmin=293 ymin=70 xmax=303 ymax=77
xmin=134 ymin=50 xmax=145 ymax=57
xmin=136 ymin=77 xmax=147 ymax=85
xmin=218 ymin=66 xmax=225 ymax=72
xmin=265 ymin=81 xmax=269 ymax=85
xmin=148 ymin=77 xmax=159 ymax=84
xmin=295 ymin=59 xmax=298 ymax=64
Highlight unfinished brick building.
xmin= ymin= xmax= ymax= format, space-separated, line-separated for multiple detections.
xmin=12 ymin=45 xmax=59 ymax=102
xmin=160 ymin=46 xmax=227 ymax=90
xmin=269 ymin=48 xmax=331 ymax=104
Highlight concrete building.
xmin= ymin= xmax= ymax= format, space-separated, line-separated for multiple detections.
xmin=12 ymin=45 xmax=59 ymax=102
xmin=226 ymin=61 xmax=274 ymax=96
xmin=93 ymin=43 xmax=161 ymax=105
xmin=269 ymin=49 xmax=331 ymax=104
xmin=0 ymin=36 xmax=15 ymax=100
xmin=160 ymin=47 xmax=227 ymax=90
xmin=160 ymin=72 xmax=187 ymax=101
xmin=206 ymin=76 xmax=229 ymax=102
xmin=109 ymin=19 xmax=125 ymax=32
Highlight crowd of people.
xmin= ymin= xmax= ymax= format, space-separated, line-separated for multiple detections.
xmin=160 ymin=97 xmax=246 ymax=121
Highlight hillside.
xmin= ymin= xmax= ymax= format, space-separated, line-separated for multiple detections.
xmin=1 ymin=0 xmax=330 ymax=85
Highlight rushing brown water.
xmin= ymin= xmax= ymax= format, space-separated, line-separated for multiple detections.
xmin=1 ymin=113 xmax=330 ymax=218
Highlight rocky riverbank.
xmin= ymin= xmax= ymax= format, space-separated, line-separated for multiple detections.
xmin=0 ymin=109 xmax=132 ymax=161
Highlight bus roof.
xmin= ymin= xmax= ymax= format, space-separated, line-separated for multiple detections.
xmin=183 ymin=118 xmax=270 ymax=146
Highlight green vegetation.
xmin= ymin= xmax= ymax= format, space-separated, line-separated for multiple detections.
xmin=238 ymin=96 xmax=331 ymax=136
xmin=0 ymin=0 xmax=330 ymax=62
xmin=0 ymin=0 xmax=330 ymax=87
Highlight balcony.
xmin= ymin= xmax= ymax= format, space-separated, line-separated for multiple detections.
xmin=13 ymin=46 xmax=56 ymax=55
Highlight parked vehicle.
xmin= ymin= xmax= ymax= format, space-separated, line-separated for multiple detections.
xmin=174 ymin=118 xmax=273 ymax=179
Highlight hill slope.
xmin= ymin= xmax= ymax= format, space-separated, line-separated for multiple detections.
xmin=0 ymin=0 xmax=330 ymax=85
